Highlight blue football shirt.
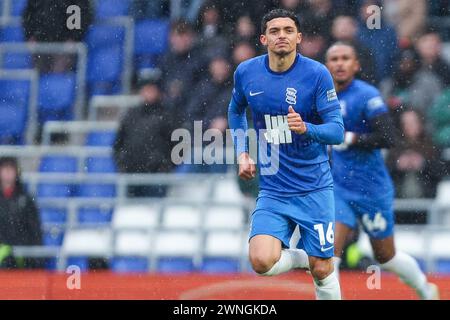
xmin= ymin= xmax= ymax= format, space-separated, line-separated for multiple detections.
xmin=229 ymin=53 xmax=343 ymax=196
xmin=331 ymin=79 xmax=394 ymax=198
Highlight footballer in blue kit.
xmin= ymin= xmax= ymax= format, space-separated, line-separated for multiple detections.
xmin=326 ymin=42 xmax=439 ymax=299
xmin=228 ymin=9 xmax=344 ymax=300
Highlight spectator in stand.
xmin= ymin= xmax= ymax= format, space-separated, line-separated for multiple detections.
xmin=428 ymin=88 xmax=450 ymax=149
xmin=299 ymin=22 xmax=329 ymax=63
xmin=231 ymin=41 xmax=257 ymax=67
xmin=195 ymin=2 xmax=229 ymax=61
xmin=232 ymin=15 xmax=259 ymax=52
xmin=415 ymin=30 xmax=450 ymax=87
xmin=383 ymin=0 xmax=427 ymax=48
xmin=113 ymin=77 xmax=174 ymax=197
xmin=0 ymin=157 xmax=43 ymax=269
xmin=157 ymin=20 xmax=203 ymax=125
xmin=176 ymin=56 xmax=232 ymax=174
xmin=305 ymin=0 xmax=336 ymax=36
xmin=357 ymin=0 xmax=399 ymax=83
xmin=331 ymin=15 xmax=377 ymax=83
xmin=380 ymin=47 xmax=443 ymax=120
xmin=387 ymin=109 xmax=444 ymax=198
xmin=22 ymin=0 xmax=93 ymax=73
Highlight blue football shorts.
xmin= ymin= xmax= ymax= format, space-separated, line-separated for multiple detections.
xmin=334 ymin=189 xmax=395 ymax=239
xmin=249 ymin=188 xmax=335 ymax=258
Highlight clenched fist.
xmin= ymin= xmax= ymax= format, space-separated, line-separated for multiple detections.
xmin=287 ymin=106 xmax=307 ymax=134
xmin=238 ymin=152 xmax=256 ymax=180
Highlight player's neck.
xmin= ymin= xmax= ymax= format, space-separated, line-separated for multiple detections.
xmin=335 ymin=78 xmax=354 ymax=92
xmin=268 ymin=52 xmax=297 ymax=73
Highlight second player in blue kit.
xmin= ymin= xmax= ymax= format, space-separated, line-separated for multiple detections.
xmin=326 ymin=42 xmax=439 ymax=300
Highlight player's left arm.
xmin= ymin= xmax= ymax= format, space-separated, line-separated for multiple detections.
xmin=348 ymin=94 xmax=399 ymax=150
xmin=288 ymin=65 xmax=344 ymax=145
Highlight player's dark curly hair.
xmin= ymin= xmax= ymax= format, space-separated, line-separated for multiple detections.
xmin=261 ymin=9 xmax=301 ymax=34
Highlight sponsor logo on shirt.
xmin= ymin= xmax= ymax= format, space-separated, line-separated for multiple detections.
xmin=367 ymin=96 xmax=384 ymax=110
xmin=264 ymin=115 xmax=292 ymax=145
xmin=327 ymin=89 xmax=337 ymax=102
xmin=285 ymin=87 xmax=297 ymax=105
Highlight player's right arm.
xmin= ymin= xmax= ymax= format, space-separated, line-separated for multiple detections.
xmin=228 ymin=66 xmax=256 ymax=180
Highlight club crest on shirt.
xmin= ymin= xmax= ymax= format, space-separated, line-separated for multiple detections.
xmin=285 ymin=87 xmax=297 ymax=105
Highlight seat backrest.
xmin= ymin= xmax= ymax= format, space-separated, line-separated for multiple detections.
xmin=134 ymin=19 xmax=169 ymax=55
xmin=111 ymin=256 xmax=148 ymax=273
xmin=162 ymin=205 xmax=201 ymax=229
xmin=85 ymin=156 xmax=117 ymax=173
xmin=436 ymin=180 xmax=450 ymax=206
xmin=114 ymin=230 xmax=152 ymax=256
xmin=0 ymin=25 xmax=24 ymax=42
xmin=86 ymin=24 xmax=126 ymax=49
xmin=154 ymin=231 xmax=199 ymax=256
xmin=85 ymin=131 xmax=117 ymax=146
xmin=204 ymin=206 xmax=245 ymax=230
xmin=213 ymin=179 xmax=245 ymax=202
xmin=38 ymin=73 xmax=76 ymax=111
xmin=77 ymin=206 xmax=113 ymax=224
xmin=39 ymin=155 xmax=78 ymax=172
xmin=204 ymin=232 xmax=243 ymax=257
xmin=62 ymin=228 xmax=112 ymax=256
xmin=76 ymin=183 xmax=116 ymax=198
xmin=112 ymin=205 xmax=160 ymax=229
xmin=95 ymin=0 xmax=130 ymax=19
xmin=40 ymin=207 xmax=67 ymax=224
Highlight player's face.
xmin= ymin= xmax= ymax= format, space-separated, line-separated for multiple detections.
xmin=326 ymin=45 xmax=360 ymax=85
xmin=260 ymin=18 xmax=301 ymax=57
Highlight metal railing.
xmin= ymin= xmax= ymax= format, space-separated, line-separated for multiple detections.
xmin=0 ymin=41 xmax=88 ymax=121
xmin=41 ymin=120 xmax=118 ymax=145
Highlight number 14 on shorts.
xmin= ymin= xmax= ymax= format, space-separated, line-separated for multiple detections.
xmin=314 ymin=222 xmax=334 ymax=252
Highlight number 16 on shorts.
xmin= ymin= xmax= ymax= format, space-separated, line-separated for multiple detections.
xmin=314 ymin=222 xmax=334 ymax=252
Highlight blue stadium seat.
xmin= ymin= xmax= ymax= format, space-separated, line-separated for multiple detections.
xmin=85 ymin=131 xmax=116 ymax=146
xmin=77 ymin=206 xmax=112 ymax=224
xmin=85 ymin=156 xmax=117 ymax=173
xmin=43 ymin=227 xmax=65 ymax=246
xmin=134 ymin=19 xmax=169 ymax=56
xmin=11 ymin=0 xmax=27 ymax=16
xmin=85 ymin=24 xmax=126 ymax=96
xmin=38 ymin=73 xmax=76 ymax=122
xmin=37 ymin=183 xmax=72 ymax=198
xmin=40 ymin=207 xmax=67 ymax=224
xmin=0 ymin=79 xmax=31 ymax=143
xmin=38 ymin=156 xmax=77 ymax=198
xmin=39 ymin=155 xmax=78 ymax=172
xmin=87 ymin=46 xmax=123 ymax=86
xmin=77 ymin=184 xmax=116 ymax=197
xmin=201 ymin=257 xmax=240 ymax=273
xmin=0 ymin=100 xmax=28 ymax=144
xmin=134 ymin=19 xmax=169 ymax=70
xmin=95 ymin=0 xmax=131 ymax=19
xmin=0 ymin=25 xmax=25 ymax=42
xmin=111 ymin=256 xmax=148 ymax=273
xmin=157 ymin=257 xmax=195 ymax=273
xmin=1 ymin=52 xmax=32 ymax=69
xmin=67 ymin=256 xmax=89 ymax=271
xmin=86 ymin=24 xmax=125 ymax=49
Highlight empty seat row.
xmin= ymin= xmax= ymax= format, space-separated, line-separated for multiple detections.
xmin=58 ymin=228 xmax=247 ymax=273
